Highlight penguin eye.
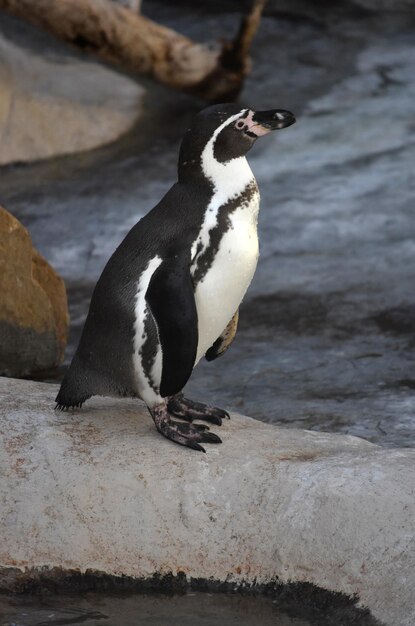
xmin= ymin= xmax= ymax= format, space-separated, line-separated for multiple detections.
xmin=236 ymin=120 xmax=245 ymax=130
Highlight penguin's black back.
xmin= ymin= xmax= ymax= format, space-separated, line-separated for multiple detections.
xmin=56 ymin=181 xmax=212 ymax=409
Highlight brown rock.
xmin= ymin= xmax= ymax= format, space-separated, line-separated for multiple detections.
xmin=0 ymin=205 xmax=69 ymax=377
xmin=31 ymin=251 xmax=69 ymax=363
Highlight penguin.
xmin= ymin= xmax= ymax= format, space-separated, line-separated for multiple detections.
xmin=55 ymin=103 xmax=296 ymax=452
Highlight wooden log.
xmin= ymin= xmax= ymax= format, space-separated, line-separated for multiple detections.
xmin=0 ymin=0 xmax=267 ymax=101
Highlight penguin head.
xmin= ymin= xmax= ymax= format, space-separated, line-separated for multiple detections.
xmin=178 ymin=103 xmax=295 ymax=181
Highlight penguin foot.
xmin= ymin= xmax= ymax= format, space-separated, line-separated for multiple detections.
xmin=168 ymin=393 xmax=230 ymax=426
xmin=150 ymin=401 xmax=222 ymax=452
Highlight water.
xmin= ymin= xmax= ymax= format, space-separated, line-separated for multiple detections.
xmin=2 ymin=593 xmax=306 ymax=626
xmin=1 ymin=2 xmax=414 ymax=448
xmin=0 ymin=590 xmax=381 ymax=626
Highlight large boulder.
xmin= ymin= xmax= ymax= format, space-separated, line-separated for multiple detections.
xmin=0 ymin=377 xmax=414 ymax=626
xmin=0 ymin=206 xmax=69 ymax=377
xmin=0 ymin=21 xmax=144 ymax=165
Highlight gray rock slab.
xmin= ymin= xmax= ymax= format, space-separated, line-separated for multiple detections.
xmin=1 ymin=377 xmax=414 ymax=626
xmin=0 ymin=17 xmax=144 ymax=165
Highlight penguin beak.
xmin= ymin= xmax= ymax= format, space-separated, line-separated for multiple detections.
xmin=251 ymin=109 xmax=296 ymax=132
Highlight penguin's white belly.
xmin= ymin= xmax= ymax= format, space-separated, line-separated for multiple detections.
xmin=193 ymin=200 xmax=259 ymax=363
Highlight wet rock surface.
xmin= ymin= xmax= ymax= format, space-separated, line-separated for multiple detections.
xmin=1 ymin=377 xmax=414 ymax=626
xmin=0 ymin=3 xmax=414 ymax=446
xmin=0 ymin=206 xmax=69 ymax=377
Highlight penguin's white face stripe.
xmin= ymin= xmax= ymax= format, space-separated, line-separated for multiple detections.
xmin=201 ymin=110 xmax=253 ymax=191
xmin=133 ymin=255 xmax=163 ymax=408
xmin=192 ymin=110 xmax=256 ymax=261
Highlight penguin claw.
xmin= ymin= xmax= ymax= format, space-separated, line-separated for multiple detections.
xmin=193 ymin=423 xmax=210 ymax=432
xmin=189 ymin=442 xmax=206 ymax=453
xmin=201 ymin=431 xmax=222 ymax=444
xmin=150 ymin=403 xmax=222 ymax=452
xmin=167 ymin=393 xmax=230 ymax=426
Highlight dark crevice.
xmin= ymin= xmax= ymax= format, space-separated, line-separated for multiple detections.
xmin=0 ymin=568 xmax=383 ymax=626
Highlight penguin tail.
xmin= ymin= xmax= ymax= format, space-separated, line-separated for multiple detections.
xmin=54 ymin=396 xmax=87 ymax=411
xmin=55 ymin=356 xmax=92 ymax=411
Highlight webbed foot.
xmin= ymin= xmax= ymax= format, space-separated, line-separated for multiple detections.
xmin=167 ymin=393 xmax=230 ymax=426
xmin=150 ymin=401 xmax=222 ymax=452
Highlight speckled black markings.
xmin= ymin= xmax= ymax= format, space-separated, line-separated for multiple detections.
xmin=150 ymin=401 xmax=222 ymax=453
xmin=168 ymin=392 xmax=230 ymax=426
xmin=191 ymin=240 xmax=203 ymax=265
xmin=139 ymin=306 xmax=160 ymax=392
xmin=192 ymin=180 xmax=258 ymax=287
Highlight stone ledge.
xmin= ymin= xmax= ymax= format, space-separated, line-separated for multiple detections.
xmin=1 ymin=377 xmax=414 ymax=626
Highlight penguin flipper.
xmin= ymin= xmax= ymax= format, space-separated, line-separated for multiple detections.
xmin=146 ymin=254 xmax=198 ymax=398
xmin=205 ymin=309 xmax=239 ymax=362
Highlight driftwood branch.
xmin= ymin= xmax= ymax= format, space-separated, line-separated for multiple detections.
xmin=0 ymin=0 xmax=268 ymax=102
xmin=228 ymin=0 xmax=268 ymax=69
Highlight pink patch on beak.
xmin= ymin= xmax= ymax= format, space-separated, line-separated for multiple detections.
xmin=244 ymin=110 xmax=271 ymax=136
